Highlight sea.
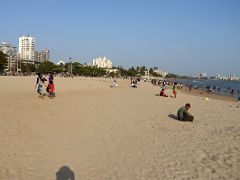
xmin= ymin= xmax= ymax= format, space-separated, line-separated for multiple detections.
xmin=174 ymin=79 xmax=240 ymax=98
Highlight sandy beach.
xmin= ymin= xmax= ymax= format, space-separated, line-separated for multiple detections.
xmin=0 ymin=76 xmax=240 ymax=180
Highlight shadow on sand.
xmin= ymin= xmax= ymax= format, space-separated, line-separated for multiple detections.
xmin=168 ymin=114 xmax=179 ymax=121
xmin=56 ymin=166 xmax=75 ymax=180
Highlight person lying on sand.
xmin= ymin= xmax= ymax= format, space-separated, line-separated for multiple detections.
xmin=177 ymin=103 xmax=194 ymax=122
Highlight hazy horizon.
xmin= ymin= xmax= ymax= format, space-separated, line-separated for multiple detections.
xmin=1 ymin=0 xmax=240 ymax=76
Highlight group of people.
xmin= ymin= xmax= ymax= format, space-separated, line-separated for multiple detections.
xmin=34 ymin=74 xmax=195 ymax=122
xmin=35 ymin=72 xmax=55 ymax=98
xmin=154 ymin=81 xmax=194 ymax=121
xmin=159 ymin=82 xmax=178 ymax=98
xmin=131 ymin=78 xmax=139 ymax=88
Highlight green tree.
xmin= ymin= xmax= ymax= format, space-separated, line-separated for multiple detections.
xmin=165 ymin=73 xmax=178 ymax=78
xmin=0 ymin=51 xmax=8 ymax=72
xmin=20 ymin=63 xmax=36 ymax=73
xmin=149 ymin=68 xmax=154 ymax=75
xmin=139 ymin=66 xmax=146 ymax=76
xmin=37 ymin=61 xmax=56 ymax=74
xmin=152 ymin=72 xmax=163 ymax=77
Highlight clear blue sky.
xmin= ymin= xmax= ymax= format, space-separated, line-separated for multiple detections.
xmin=1 ymin=0 xmax=240 ymax=76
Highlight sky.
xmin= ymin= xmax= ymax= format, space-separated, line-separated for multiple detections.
xmin=1 ymin=0 xmax=240 ymax=76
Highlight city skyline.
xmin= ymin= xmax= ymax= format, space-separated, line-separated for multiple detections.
xmin=1 ymin=0 xmax=239 ymax=76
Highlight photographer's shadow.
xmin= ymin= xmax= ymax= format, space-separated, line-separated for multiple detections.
xmin=56 ymin=166 xmax=75 ymax=180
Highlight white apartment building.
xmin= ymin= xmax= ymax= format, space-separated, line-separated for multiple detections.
xmin=0 ymin=42 xmax=17 ymax=72
xmin=153 ymin=67 xmax=168 ymax=77
xmin=92 ymin=57 xmax=112 ymax=69
xmin=56 ymin=60 xmax=65 ymax=65
xmin=19 ymin=35 xmax=35 ymax=62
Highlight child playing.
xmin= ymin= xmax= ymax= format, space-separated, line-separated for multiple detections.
xmin=173 ymin=82 xmax=177 ymax=98
xmin=160 ymin=89 xmax=168 ymax=97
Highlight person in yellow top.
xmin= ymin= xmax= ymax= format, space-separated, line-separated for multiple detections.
xmin=172 ymin=82 xmax=177 ymax=98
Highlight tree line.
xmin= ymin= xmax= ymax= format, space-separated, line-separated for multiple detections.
xmin=0 ymin=52 xmax=180 ymax=78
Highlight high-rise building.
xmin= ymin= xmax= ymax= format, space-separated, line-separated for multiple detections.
xmin=92 ymin=57 xmax=112 ymax=69
xmin=18 ymin=35 xmax=35 ymax=62
xmin=0 ymin=42 xmax=17 ymax=72
xmin=35 ymin=49 xmax=50 ymax=63
xmin=153 ymin=67 xmax=167 ymax=77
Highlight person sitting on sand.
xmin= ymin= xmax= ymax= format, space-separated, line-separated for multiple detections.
xmin=113 ymin=80 xmax=118 ymax=87
xmin=160 ymin=89 xmax=168 ymax=97
xmin=177 ymin=103 xmax=194 ymax=122
xmin=131 ymin=79 xmax=137 ymax=88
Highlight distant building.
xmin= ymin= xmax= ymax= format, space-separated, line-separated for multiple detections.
xmin=56 ymin=60 xmax=65 ymax=65
xmin=92 ymin=57 xmax=112 ymax=69
xmin=153 ymin=67 xmax=167 ymax=77
xmin=35 ymin=49 xmax=50 ymax=63
xmin=19 ymin=35 xmax=35 ymax=63
xmin=199 ymin=72 xmax=207 ymax=79
xmin=0 ymin=42 xmax=17 ymax=72
xmin=228 ymin=74 xmax=239 ymax=81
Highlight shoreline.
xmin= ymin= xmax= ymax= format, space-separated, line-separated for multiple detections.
xmin=179 ymin=85 xmax=238 ymax=102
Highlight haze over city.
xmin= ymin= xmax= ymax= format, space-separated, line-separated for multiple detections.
xmin=1 ymin=0 xmax=239 ymax=76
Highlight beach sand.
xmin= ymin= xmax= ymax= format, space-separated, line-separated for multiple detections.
xmin=0 ymin=76 xmax=240 ymax=179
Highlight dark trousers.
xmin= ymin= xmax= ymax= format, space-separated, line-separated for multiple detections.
xmin=183 ymin=115 xmax=194 ymax=122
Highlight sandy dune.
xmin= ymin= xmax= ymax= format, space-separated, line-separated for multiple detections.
xmin=0 ymin=76 xmax=240 ymax=180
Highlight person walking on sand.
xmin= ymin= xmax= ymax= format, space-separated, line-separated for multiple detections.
xmin=189 ymin=84 xmax=193 ymax=92
xmin=172 ymin=82 xmax=177 ymax=98
xmin=177 ymin=103 xmax=194 ymax=122
xmin=48 ymin=81 xmax=55 ymax=98
xmin=35 ymin=73 xmax=47 ymax=98
xmin=46 ymin=72 xmax=54 ymax=93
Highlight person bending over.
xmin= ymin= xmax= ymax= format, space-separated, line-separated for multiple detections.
xmin=177 ymin=103 xmax=194 ymax=122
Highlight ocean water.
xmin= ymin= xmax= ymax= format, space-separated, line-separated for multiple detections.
xmin=175 ymin=79 xmax=240 ymax=98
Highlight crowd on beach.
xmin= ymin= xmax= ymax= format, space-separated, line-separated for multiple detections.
xmin=186 ymin=83 xmax=240 ymax=99
xmin=150 ymin=78 xmax=240 ymax=101
xmin=32 ymin=72 xmax=240 ymax=122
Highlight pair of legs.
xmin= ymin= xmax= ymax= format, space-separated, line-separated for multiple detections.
xmin=37 ymin=85 xmax=45 ymax=98
xmin=48 ymin=92 xmax=55 ymax=98
xmin=182 ymin=115 xmax=194 ymax=122
xmin=173 ymin=90 xmax=177 ymax=98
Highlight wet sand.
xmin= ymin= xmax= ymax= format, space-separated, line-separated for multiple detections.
xmin=0 ymin=76 xmax=240 ymax=179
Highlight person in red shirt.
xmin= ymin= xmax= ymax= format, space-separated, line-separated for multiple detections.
xmin=48 ymin=81 xmax=55 ymax=98
xmin=160 ymin=89 xmax=168 ymax=97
